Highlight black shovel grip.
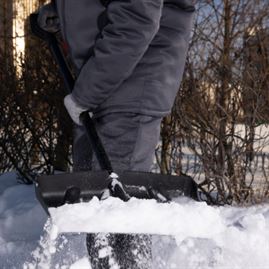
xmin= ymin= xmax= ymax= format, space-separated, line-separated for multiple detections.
xmin=30 ymin=13 xmax=74 ymax=93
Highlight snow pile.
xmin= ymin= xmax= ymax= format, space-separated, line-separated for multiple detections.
xmin=0 ymin=172 xmax=47 ymax=269
xmin=1 ymin=172 xmax=269 ymax=268
xmin=48 ymin=197 xmax=269 ymax=268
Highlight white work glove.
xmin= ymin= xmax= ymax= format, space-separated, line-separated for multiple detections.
xmin=64 ymin=94 xmax=89 ymax=125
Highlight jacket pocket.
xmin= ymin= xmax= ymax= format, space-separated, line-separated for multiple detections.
xmin=141 ymin=80 xmax=177 ymax=114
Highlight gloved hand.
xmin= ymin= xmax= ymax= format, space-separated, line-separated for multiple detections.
xmin=64 ymin=94 xmax=89 ymax=125
xmin=37 ymin=3 xmax=60 ymax=33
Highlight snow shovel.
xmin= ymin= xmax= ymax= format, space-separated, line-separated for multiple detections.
xmin=30 ymin=13 xmax=198 ymax=215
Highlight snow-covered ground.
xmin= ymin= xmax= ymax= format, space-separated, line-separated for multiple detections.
xmin=1 ymin=172 xmax=269 ymax=269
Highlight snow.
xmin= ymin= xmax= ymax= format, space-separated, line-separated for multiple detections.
xmin=49 ymin=197 xmax=226 ymax=237
xmin=0 ymin=172 xmax=47 ymax=268
xmin=1 ymin=172 xmax=269 ymax=269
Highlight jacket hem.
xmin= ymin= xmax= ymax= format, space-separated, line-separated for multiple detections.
xmin=93 ymin=106 xmax=171 ymax=119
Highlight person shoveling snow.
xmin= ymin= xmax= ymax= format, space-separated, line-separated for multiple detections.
xmin=33 ymin=0 xmax=197 ymax=267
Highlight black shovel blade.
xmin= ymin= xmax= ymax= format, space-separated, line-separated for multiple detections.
xmin=36 ymin=171 xmax=198 ymax=214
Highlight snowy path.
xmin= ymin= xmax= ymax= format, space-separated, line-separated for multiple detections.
xmin=1 ymin=172 xmax=269 ymax=269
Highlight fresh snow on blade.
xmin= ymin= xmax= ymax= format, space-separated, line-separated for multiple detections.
xmin=0 ymin=172 xmax=269 ymax=268
xmin=49 ymin=197 xmax=226 ymax=236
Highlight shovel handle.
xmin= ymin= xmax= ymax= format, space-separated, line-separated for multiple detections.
xmin=80 ymin=112 xmax=113 ymax=173
xmin=30 ymin=13 xmax=113 ymax=174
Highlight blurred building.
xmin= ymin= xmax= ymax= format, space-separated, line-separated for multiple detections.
xmin=14 ymin=0 xmax=47 ymax=63
xmin=0 ymin=0 xmax=46 ymax=66
xmin=243 ymin=27 xmax=269 ymax=122
xmin=0 ymin=0 xmax=14 ymax=64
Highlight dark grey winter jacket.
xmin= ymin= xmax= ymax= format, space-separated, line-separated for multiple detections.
xmin=56 ymin=0 xmax=195 ymax=117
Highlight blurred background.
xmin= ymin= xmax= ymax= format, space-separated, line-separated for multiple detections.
xmin=1 ymin=0 xmax=269 ymax=205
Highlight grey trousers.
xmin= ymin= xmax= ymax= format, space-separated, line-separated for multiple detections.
xmin=73 ymin=112 xmax=162 ymax=172
xmin=73 ymin=112 xmax=162 ymax=269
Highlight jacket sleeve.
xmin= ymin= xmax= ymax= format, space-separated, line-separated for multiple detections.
xmin=71 ymin=0 xmax=163 ymax=110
